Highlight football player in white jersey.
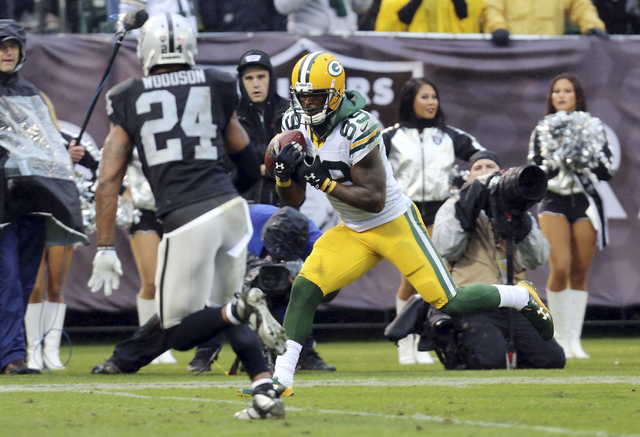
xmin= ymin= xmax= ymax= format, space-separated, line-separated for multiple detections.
xmin=241 ymin=52 xmax=556 ymax=396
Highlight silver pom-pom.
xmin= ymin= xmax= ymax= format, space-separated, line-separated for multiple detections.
xmin=116 ymin=196 xmax=141 ymax=230
xmin=535 ymin=111 xmax=612 ymax=174
xmin=74 ymin=171 xmax=97 ymax=235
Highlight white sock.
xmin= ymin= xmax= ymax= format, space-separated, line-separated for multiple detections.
xmin=396 ymin=295 xmax=409 ymax=315
xmin=251 ymin=378 xmax=273 ymax=389
xmin=225 ymin=303 xmax=240 ymax=325
xmin=273 ymin=340 xmax=303 ymax=387
xmin=136 ymin=296 xmax=156 ymax=325
xmin=495 ymin=284 xmax=529 ymax=310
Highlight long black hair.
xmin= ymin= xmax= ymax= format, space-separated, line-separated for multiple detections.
xmin=398 ymin=77 xmax=446 ymax=130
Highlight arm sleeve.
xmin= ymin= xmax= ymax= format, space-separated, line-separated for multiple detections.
xmin=516 ymin=213 xmax=550 ymax=271
xmin=566 ymin=0 xmax=606 ymax=33
xmin=381 ymin=125 xmax=398 ymax=157
xmin=352 ymin=0 xmax=374 ymax=14
xmin=375 ymin=0 xmax=409 ymax=31
xmin=481 ymin=0 xmax=508 ymax=33
xmin=431 ymin=197 xmax=469 ymax=263
xmin=446 ymin=126 xmax=484 ymax=161
xmin=274 ymin=0 xmax=309 ymax=15
xmin=591 ymin=124 xmax=615 ymax=181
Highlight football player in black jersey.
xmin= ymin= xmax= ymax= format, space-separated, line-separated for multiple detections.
xmin=88 ymin=13 xmax=286 ymax=420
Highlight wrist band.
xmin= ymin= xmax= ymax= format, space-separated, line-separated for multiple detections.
xmin=97 ymin=245 xmax=116 ymax=251
xmin=324 ymin=180 xmax=337 ymax=194
xmin=276 ymin=178 xmax=292 ymax=187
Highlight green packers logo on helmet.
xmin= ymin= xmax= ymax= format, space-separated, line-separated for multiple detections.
xmin=328 ymin=60 xmax=343 ymax=77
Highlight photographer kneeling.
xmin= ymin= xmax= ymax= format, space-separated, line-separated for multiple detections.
xmin=388 ymin=151 xmax=565 ymax=370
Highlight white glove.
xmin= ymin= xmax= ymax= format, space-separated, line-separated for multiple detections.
xmin=88 ymin=248 xmax=123 ymax=297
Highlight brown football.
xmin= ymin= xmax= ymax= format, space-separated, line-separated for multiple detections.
xmin=264 ymin=130 xmax=307 ymax=178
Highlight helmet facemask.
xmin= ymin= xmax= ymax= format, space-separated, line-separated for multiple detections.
xmin=291 ymin=86 xmax=340 ymax=125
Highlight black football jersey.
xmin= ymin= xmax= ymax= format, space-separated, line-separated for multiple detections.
xmin=106 ymin=68 xmax=238 ymax=217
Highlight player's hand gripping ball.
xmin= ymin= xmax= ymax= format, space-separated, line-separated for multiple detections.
xmin=264 ymin=130 xmax=307 ymax=179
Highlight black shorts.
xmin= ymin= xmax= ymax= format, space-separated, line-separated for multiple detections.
xmin=538 ymin=191 xmax=590 ymax=224
xmin=129 ymin=208 xmax=163 ymax=237
xmin=415 ymin=200 xmax=446 ymax=227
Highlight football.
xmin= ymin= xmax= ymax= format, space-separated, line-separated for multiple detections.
xmin=264 ymin=130 xmax=307 ymax=178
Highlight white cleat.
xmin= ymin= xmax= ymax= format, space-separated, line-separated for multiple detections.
xmin=235 ymin=288 xmax=287 ymax=355
xmin=235 ymin=393 xmax=285 ymax=420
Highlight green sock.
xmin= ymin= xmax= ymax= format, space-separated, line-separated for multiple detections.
xmin=283 ymin=276 xmax=325 ymax=344
xmin=439 ymin=283 xmax=501 ymax=316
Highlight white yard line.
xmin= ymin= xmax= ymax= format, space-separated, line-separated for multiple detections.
xmin=1 ymin=375 xmax=639 ymax=393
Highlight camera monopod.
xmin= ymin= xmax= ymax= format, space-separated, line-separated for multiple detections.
xmin=74 ymin=8 xmax=149 ymax=144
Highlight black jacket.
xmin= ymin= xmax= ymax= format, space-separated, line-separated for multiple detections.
xmin=236 ymin=63 xmax=290 ymax=207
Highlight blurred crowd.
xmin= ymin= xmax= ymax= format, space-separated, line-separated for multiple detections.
xmin=0 ymin=0 xmax=639 ymax=38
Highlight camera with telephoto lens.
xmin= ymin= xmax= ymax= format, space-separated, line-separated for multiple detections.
xmin=251 ymin=259 xmax=303 ymax=308
xmin=486 ymin=164 xmax=547 ymax=216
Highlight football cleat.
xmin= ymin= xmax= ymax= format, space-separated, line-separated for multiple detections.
xmin=186 ymin=346 xmax=217 ymax=373
xmin=235 ymin=384 xmax=285 ymax=420
xmin=518 ymin=280 xmax=554 ymax=341
xmin=237 ymin=376 xmax=294 ymax=398
xmin=296 ymin=346 xmax=336 ymax=371
xmin=233 ymin=288 xmax=287 ymax=355
xmin=91 ymin=360 xmax=122 ymax=374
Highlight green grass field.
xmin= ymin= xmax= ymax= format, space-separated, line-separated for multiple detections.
xmin=1 ymin=337 xmax=639 ymax=437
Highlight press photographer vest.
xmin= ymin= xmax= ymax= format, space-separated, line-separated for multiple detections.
xmin=449 ymin=212 xmax=527 ymax=286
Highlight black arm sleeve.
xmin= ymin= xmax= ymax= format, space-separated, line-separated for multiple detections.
xmin=228 ymin=145 xmax=261 ymax=192
xmin=398 ymin=0 xmax=423 ymax=24
xmin=445 ymin=126 xmax=482 ymax=161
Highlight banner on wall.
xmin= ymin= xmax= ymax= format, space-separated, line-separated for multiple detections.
xmin=21 ymin=33 xmax=640 ymax=313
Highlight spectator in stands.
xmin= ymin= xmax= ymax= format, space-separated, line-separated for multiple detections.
xmin=375 ymin=0 xmax=484 ymax=33
xmin=275 ymin=0 xmax=373 ymax=34
xmin=482 ymin=0 xmax=608 ymax=46
xmin=383 ymin=77 xmax=484 ymax=365
xmin=199 ymin=1 xmax=287 ymax=32
xmin=386 ymin=151 xmax=565 ymax=370
xmin=592 ymin=0 xmax=640 ymax=34
xmin=119 ymin=0 xmax=197 ymax=33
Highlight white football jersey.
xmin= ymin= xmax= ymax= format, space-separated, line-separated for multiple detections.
xmin=282 ymin=108 xmax=411 ymax=232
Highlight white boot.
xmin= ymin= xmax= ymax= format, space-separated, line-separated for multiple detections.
xmin=413 ymin=335 xmax=435 ymax=364
xmin=25 ymin=303 xmax=44 ymax=370
xmin=545 ymin=288 xmax=573 ymax=359
xmin=43 ymin=301 xmax=66 ymax=369
xmin=137 ymin=296 xmax=177 ymax=365
xmin=396 ymin=296 xmax=416 ymax=364
xmin=566 ymin=289 xmax=590 ymax=359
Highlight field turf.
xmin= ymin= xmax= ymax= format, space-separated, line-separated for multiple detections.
xmin=1 ymin=337 xmax=639 ymax=436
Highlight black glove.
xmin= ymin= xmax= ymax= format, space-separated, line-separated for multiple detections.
xmin=454 ymin=179 xmax=489 ymax=232
xmin=297 ymin=155 xmax=335 ymax=193
xmin=492 ymin=28 xmax=510 ymax=47
xmin=398 ymin=0 xmax=423 ymax=25
xmin=451 ymin=0 xmax=468 ymax=20
xmin=274 ymin=142 xmax=304 ymax=183
xmin=587 ymin=28 xmax=610 ymax=40
xmin=495 ymin=211 xmax=533 ymax=244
